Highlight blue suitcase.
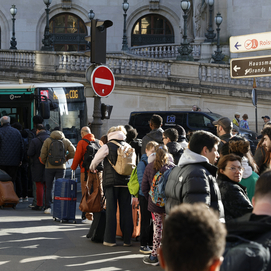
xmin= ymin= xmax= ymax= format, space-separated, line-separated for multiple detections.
xmin=53 ymin=176 xmax=77 ymax=223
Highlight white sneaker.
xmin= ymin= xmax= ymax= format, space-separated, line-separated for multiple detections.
xmin=44 ymin=208 xmax=51 ymax=214
xmin=81 ymin=219 xmax=92 ymax=224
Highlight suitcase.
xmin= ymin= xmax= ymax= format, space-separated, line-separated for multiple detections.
xmin=0 ymin=181 xmax=19 ymax=208
xmin=53 ymin=176 xmax=77 ymax=223
xmin=86 ymin=210 xmax=106 ymax=242
xmin=116 ymin=197 xmax=141 ymax=239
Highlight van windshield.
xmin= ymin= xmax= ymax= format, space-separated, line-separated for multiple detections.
xmin=205 ymin=112 xmax=223 ymax=121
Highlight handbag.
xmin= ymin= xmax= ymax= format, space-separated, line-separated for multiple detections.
xmin=79 ymin=173 xmax=103 ymax=213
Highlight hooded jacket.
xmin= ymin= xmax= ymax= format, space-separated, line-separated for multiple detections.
xmin=239 ymin=158 xmax=259 ymax=202
xmin=165 ymin=148 xmax=225 ymax=221
xmin=141 ymin=127 xmax=164 ymax=155
xmin=40 ymin=130 xmax=75 ymax=169
xmin=137 ymin=154 xmax=148 ymax=197
xmin=90 ymin=131 xmax=130 ymax=188
xmin=217 ymin=173 xmax=253 ymax=222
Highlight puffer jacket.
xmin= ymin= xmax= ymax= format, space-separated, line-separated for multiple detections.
xmin=0 ymin=123 xmax=24 ymax=166
xmin=141 ymin=127 xmax=164 ymax=155
xmin=40 ymin=130 xmax=75 ymax=169
xmin=166 ymin=141 xmax=183 ymax=164
xmin=137 ymin=154 xmax=148 ymax=196
xmin=89 ymin=131 xmax=130 ymax=188
xmin=217 ymin=174 xmax=253 ymax=222
xmin=165 ymin=148 xmax=225 ymax=221
xmin=142 ymin=161 xmax=175 ymax=214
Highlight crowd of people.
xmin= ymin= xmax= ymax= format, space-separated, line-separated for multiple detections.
xmin=2 ymin=111 xmax=271 ymax=270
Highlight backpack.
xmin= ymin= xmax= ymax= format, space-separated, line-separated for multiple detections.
xmin=127 ymin=160 xmax=147 ymax=197
xmin=220 ymin=234 xmax=271 ymax=271
xmin=107 ymin=140 xmax=136 ymax=176
xmin=157 ymin=167 xmax=174 ymax=198
xmin=47 ymin=137 xmax=66 ymax=166
xmin=81 ymin=139 xmax=103 ymax=181
xmin=149 ymin=171 xmax=166 ymax=207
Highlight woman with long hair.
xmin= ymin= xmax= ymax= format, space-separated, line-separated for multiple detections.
xmin=217 ymin=154 xmax=253 ymax=222
xmin=141 ymin=145 xmax=175 ymax=266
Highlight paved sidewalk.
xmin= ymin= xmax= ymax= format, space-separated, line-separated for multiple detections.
xmin=0 ymin=199 xmax=158 ymax=271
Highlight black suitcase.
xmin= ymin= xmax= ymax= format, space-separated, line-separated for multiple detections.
xmin=86 ymin=211 xmax=106 ymax=242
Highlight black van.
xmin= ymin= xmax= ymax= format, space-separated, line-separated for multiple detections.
xmin=129 ymin=111 xmax=258 ymax=153
xmin=129 ymin=111 xmax=221 ymax=138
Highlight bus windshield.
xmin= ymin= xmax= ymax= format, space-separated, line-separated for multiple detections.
xmin=38 ymin=86 xmax=87 ymax=147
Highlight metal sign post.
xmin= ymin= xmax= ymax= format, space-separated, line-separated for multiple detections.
xmin=252 ymin=78 xmax=258 ymax=134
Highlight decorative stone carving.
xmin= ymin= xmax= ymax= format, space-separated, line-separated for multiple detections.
xmin=194 ymin=1 xmax=207 ymax=40
xmin=149 ymin=0 xmax=160 ymax=11
xmin=62 ymin=0 xmax=72 ymax=9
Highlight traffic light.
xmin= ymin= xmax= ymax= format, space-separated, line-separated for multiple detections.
xmin=101 ymin=103 xmax=113 ymax=120
xmin=85 ymin=19 xmax=113 ymax=64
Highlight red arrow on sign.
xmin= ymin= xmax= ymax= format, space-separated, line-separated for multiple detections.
xmin=91 ymin=65 xmax=115 ymax=97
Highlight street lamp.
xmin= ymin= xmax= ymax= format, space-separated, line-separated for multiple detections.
xmin=41 ymin=0 xmax=53 ymax=51
xmin=10 ymin=5 xmax=17 ymax=50
xmin=86 ymin=10 xmax=95 ymax=50
xmin=212 ymin=12 xmax=225 ymax=64
xmin=177 ymin=0 xmax=194 ymax=61
xmin=88 ymin=9 xmax=95 ymax=21
xmin=204 ymin=0 xmax=216 ymax=42
xmin=121 ymin=0 xmax=129 ymax=51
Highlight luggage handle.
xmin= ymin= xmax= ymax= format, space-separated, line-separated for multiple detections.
xmin=71 ymin=170 xmax=76 ymax=181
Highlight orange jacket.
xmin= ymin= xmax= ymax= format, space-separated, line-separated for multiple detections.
xmin=71 ymin=134 xmax=102 ymax=173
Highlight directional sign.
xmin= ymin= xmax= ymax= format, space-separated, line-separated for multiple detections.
xmin=230 ymin=55 xmax=271 ymax=79
xmin=91 ymin=65 xmax=115 ymax=97
xmin=230 ymin=31 xmax=271 ymax=53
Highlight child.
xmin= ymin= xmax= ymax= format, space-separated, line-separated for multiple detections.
xmin=137 ymin=141 xmax=159 ymax=254
xmin=141 ymin=145 xmax=175 ymax=266
xmin=239 ymin=114 xmax=249 ymax=129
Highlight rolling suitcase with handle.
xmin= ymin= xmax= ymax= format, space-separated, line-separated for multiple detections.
xmin=53 ymin=171 xmax=77 ymax=223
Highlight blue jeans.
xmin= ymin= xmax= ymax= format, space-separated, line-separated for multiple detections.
xmin=104 ymin=186 xmax=133 ymax=244
xmin=45 ymin=168 xmax=65 ymax=209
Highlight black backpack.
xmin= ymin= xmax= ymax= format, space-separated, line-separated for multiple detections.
xmin=82 ymin=139 xmax=103 ymax=180
xmin=48 ymin=137 xmax=66 ymax=166
xmin=221 ymin=234 xmax=271 ymax=271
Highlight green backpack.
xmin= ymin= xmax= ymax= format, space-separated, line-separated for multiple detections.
xmin=127 ymin=160 xmax=147 ymax=197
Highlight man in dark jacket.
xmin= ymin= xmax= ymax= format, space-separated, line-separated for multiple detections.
xmin=223 ymin=170 xmax=271 ymax=271
xmin=0 ymin=116 xmax=24 ymax=183
xmin=165 ymin=130 xmax=225 ymax=222
xmin=27 ymin=124 xmax=49 ymax=210
xmin=212 ymin=117 xmax=233 ymax=153
xmin=141 ymin=114 xmax=164 ymax=155
xmin=163 ymin=128 xmax=183 ymax=164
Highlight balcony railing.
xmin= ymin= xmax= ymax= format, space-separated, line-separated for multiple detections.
xmin=129 ymin=43 xmax=201 ymax=60
xmin=0 ymin=49 xmax=271 ymax=89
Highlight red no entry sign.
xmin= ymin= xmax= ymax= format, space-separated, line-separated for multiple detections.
xmin=91 ymin=65 xmax=115 ymax=97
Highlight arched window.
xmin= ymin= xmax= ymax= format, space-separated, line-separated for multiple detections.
xmin=131 ymin=14 xmax=174 ymax=46
xmin=49 ymin=13 xmax=87 ymax=51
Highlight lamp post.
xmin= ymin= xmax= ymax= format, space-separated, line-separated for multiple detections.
xmin=88 ymin=9 xmax=95 ymax=21
xmin=212 ymin=12 xmax=225 ymax=64
xmin=41 ymin=0 xmax=53 ymax=51
xmin=10 ymin=5 xmax=17 ymax=50
xmin=204 ymin=0 xmax=216 ymax=42
xmin=121 ymin=0 xmax=129 ymax=51
xmin=86 ymin=10 xmax=95 ymax=50
xmin=177 ymin=0 xmax=194 ymax=61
